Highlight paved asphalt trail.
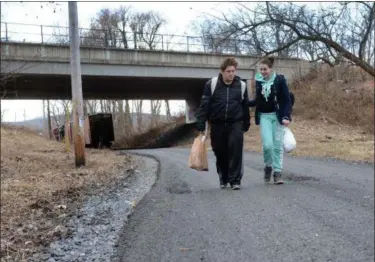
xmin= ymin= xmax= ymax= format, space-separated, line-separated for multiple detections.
xmin=113 ymin=148 xmax=374 ymax=262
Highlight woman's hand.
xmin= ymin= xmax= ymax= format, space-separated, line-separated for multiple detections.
xmin=282 ymin=119 xmax=290 ymax=127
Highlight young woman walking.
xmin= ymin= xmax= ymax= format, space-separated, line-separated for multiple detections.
xmin=248 ymin=57 xmax=292 ymax=184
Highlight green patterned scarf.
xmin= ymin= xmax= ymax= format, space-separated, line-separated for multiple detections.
xmin=255 ymin=72 xmax=276 ymax=101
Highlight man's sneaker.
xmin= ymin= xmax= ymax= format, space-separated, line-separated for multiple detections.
xmin=264 ymin=165 xmax=272 ymax=182
xmin=231 ymin=184 xmax=241 ymax=190
xmin=273 ymin=172 xmax=284 ymax=184
xmin=220 ymin=183 xmax=228 ymax=189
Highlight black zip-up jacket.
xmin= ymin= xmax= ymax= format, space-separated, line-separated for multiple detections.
xmin=196 ymin=74 xmax=251 ymax=132
xmin=248 ymin=74 xmax=292 ymax=125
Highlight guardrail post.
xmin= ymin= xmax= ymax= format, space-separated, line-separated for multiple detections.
xmin=187 ymin=36 xmax=189 ymax=52
xmin=5 ymin=23 xmax=8 ymax=41
xmin=41 ymin=25 xmax=44 ymax=43
xmin=79 ymin=28 xmax=83 ymax=45
xmin=161 ymin=35 xmax=164 ymax=50
xmin=134 ymin=32 xmax=137 ymax=49
xmin=104 ymin=30 xmax=108 ymax=47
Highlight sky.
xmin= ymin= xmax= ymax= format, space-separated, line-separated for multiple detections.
xmin=0 ymin=1 xmax=326 ymax=122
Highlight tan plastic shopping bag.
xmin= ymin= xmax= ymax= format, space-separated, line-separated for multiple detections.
xmin=188 ymin=133 xmax=209 ymax=171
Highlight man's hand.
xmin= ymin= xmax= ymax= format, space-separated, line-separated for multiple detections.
xmin=282 ymin=119 xmax=290 ymax=127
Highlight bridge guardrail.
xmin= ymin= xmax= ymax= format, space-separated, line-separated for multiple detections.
xmin=1 ymin=22 xmax=301 ymax=57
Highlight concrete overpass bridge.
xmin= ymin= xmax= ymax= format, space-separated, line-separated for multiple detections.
xmin=1 ymin=42 xmax=313 ymax=122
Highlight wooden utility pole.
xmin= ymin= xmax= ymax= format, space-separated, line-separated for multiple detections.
xmin=69 ymin=2 xmax=85 ymax=167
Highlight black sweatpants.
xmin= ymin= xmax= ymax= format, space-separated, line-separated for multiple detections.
xmin=210 ymin=121 xmax=244 ymax=186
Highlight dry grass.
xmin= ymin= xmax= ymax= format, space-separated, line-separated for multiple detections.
xmin=291 ymin=65 xmax=374 ymax=134
xmin=1 ymin=125 xmax=135 ymax=261
xmin=241 ymin=65 xmax=374 ymax=163
xmin=243 ymin=115 xmax=374 ymax=163
xmin=182 ymin=65 xmax=374 ymax=164
xmin=181 ymin=116 xmax=373 ymax=163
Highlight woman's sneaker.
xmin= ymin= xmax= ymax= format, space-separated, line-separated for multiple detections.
xmin=264 ymin=166 xmax=272 ymax=182
xmin=273 ymin=172 xmax=284 ymax=184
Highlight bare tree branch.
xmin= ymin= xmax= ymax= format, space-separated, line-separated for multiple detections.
xmin=192 ymin=1 xmax=374 ymax=75
xmin=359 ymin=2 xmax=375 ymax=60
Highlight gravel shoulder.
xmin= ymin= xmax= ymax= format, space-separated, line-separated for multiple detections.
xmin=29 ymin=155 xmax=158 ymax=262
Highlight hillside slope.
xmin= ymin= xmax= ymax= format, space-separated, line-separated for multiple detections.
xmin=0 ymin=125 xmax=136 ymax=261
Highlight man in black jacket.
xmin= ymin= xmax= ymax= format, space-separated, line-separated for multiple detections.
xmin=196 ymin=57 xmax=250 ymax=190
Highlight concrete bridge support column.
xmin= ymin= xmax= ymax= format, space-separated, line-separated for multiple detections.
xmin=185 ymin=96 xmax=201 ymax=124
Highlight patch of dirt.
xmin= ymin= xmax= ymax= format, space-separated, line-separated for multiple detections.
xmin=0 ymin=125 xmax=136 ymax=261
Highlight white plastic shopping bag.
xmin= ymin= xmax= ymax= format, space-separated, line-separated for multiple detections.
xmin=284 ymin=127 xmax=296 ymax=153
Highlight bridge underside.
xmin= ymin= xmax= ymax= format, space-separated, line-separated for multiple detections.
xmin=1 ymin=74 xmax=208 ymax=100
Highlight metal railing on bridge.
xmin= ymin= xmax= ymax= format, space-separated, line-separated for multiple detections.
xmin=1 ymin=22 xmax=258 ymax=55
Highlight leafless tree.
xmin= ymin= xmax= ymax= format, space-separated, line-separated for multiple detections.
xmin=115 ymin=5 xmax=132 ymax=48
xmin=192 ymin=19 xmax=239 ymax=54
xmin=192 ymin=8 xmax=295 ymax=56
xmin=50 ymin=101 xmax=62 ymax=129
xmin=1 ymin=108 xmax=7 ymax=122
xmin=82 ymin=7 xmax=167 ymax=51
xmin=85 ymin=100 xmax=99 ymax=115
xmin=46 ymin=100 xmax=52 ymax=139
xmin=130 ymin=11 xmax=166 ymax=50
xmin=0 ymin=60 xmax=33 ymax=99
xmin=51 ymin=25 xmax=70 ymax=45
xmin=134 ymin=100 xmax=143 ymax=132
xmin=150 ymin=100 xmax=162 ymax=127
xmin=124 ymin=100 xmax=133 ymax=130
xmin=197 ymin=2 xmax=375 ymax=76
xmin=165 ymin=100 xmax=172 ymax=120
xmin=82 ymin=8 xmax=121 ymax=48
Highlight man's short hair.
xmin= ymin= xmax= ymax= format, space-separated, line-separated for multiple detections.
xmin=220 ymin=57 xmax=238 ymax=71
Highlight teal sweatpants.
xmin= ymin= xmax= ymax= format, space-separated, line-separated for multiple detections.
xmin=259 ymin=112 xmax=285 ymax=172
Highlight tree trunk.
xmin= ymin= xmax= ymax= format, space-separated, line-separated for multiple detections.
xmin=321 ymin=37 xmax=375 ymax=77
xmin=125 ymin=99 xmax=132 ymax=130
xmin=150 ymin=100 xmax=162 ymax=127
xmin=118 ymin=100 xmax=125 ymax=133
xmin=42 ymin=99 xmax=46 ymax=137
xmin=47 ymin=100 xmax=52 ymax=140
xmin=135 ymin=100 xmax=143 ymax=132
xmin=112 ymin=100 xmax=118 ymax=130
xmin=85 ymin=100 xmax=94 ymax=115
xmin=100 ymin=100 xmax=105 ymax=113
xmin=165 ymin=100 xmax=172 ymax=120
